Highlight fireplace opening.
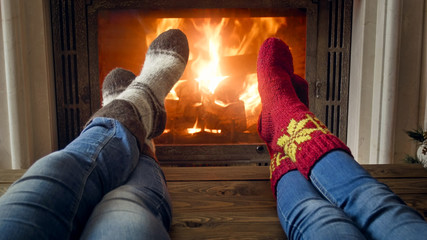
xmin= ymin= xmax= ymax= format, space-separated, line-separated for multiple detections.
xmin=51 ymin=0 xmax=352 ymax=165
xmin=97 ymin=8 xmax=306 ymax=145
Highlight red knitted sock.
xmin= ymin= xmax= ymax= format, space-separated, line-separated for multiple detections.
xmin=259 ymin=73 xmax=309 ymax=195
xmin=257 ymin=38 xmax=351 ymax=183
xmin=292 ymin=74 xmax=309 ymax=107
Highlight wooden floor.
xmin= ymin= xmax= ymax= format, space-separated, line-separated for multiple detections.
xmin=1 ymin=164 xmax=427 ymax=239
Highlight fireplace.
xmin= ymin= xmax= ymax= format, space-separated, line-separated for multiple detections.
xmin=50 ymin=0 xmax=352 ymax=166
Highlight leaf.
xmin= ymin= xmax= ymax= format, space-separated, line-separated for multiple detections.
xmin=405 ymin=128 xmax=426 ymax=143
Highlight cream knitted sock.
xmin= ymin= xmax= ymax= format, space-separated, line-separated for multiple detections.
xmin=102 ymin=68 xmax=136 ymax=106
xmin=117 ymin=29 xmax=189 ymax=139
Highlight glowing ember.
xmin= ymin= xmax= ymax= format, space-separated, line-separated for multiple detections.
xmin=187 ymin=118 xmax=202 ymax=135
xmin=214 ymin=100 xmax=230 ymax=108
xmin=187 ymin=128 xmax=202 ymax=134
xmin=205 ymin=129 xmax=222 ymax=134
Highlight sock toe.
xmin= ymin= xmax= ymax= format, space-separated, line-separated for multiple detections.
xmin=148 ymin=29 xmax=189 ymax=65
xmin=257 ymin=37 xmax=294 ymax=75
xmin=257 ymin=38 xmax=302 ymax=114
xmin=116 ymin=29 xmax=190 ymax=140
xmin=102 ymin=68 xmax=136 ymax=106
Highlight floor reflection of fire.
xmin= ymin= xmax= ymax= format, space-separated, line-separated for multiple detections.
xmin=98 ymin=9 xmax=306 ymax=144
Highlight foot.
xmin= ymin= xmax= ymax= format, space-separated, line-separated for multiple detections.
xmin=259 ymin=71 xmax=309 ymax=195
xmin=117 ymin=29 xmax=189 ymax=138
xmin=102 ymin=68 xmax=136 ymax=106
xmin=89 ymin=30 xmax=189 ymax=159
xmin=257 ymin=38 xmax=350 ymax=182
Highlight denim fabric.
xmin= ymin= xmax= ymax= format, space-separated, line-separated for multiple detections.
xmin=0 ymin=118 xmax=171 ymax=239
xmin=276 ymin=170 xmax=366 ymax=239
xmin=310 ymin=150 xmax=427 ymax=240
xmin=81 ymin=155 xmax=171 ymax=240
xmin=277 ymin=150 xmax=427 ymax=239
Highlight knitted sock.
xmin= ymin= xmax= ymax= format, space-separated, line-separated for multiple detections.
xmin=88 ymin=30 xmax=188 ymax=159
xmin=101 ymin=68 xmax=157 ymax=155
xmin=259 ymin=74 xmax=309 ymax=195
xmin=117 ymin=29 xmax=189 ymax=139
xmin=257 ymin=38 xmax=351 ymax=182
xmin=102 ymin=68 xmax=136 ymax=106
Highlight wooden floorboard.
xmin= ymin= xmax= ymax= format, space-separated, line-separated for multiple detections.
xmin=0 ymin=165 xmax=427 ymax=239
xmin=162 ymin=166 xmax=270 ymax=181
xmin=363 ymin=164 xmax=427 ymax=178
xmin=168 ymin=181 xmax=275 ymax=211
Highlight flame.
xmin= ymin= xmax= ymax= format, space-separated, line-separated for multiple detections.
xmin=225 ymin=18 xmax=287 ymax=56
xmin=154 ymin=17 xmax=288 ymax=107
xmin=214 ymin=99 xmax=230 ymax=108
xmin=145 ymin=18 xmax=183 ymax=48
xmin=166 ymin=80 xmax=186 ymax=100
xmin=188 ymin=17 xmax=287 ymax=109
xmin=187 ymin=128 xmax=202 ymax=135
xmin=239 ymin=73 xmax=261 ymax=128
xmin=187 ymin=118 xmax=201 ymax=135
xmin=98 ymin=9 xmax=306 ymax=144
xmin=192 ymin=19 xmax=229 ymax=95
xmin=151 ymin=17 xmax=290 ymax=135
xmin=205 ymin=129 xmax=222 ymax=134
xmin=186 ymin=117 xmax=222 ymax=135
xmin=239 ymin=73 xmax=261 ymax=115
xmin=166 ymin=88 xmax=179 ymax=100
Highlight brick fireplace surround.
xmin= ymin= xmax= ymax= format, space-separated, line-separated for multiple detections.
xmin=0 ymin=0 xmax=426 ymax=168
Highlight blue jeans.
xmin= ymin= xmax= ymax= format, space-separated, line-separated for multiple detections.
xmin=277 ymin=150 xmax=427 ymax=239
xmin=0 ymin=118 xmax=171 ymax=239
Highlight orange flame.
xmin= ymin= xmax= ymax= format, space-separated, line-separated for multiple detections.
xmin=239 ymin=73 xmax=261 ymax=127
xmin=239 ymin=73 xmax=260 ymax=113
xmin=153 ymin=17 xmax=289 ymax=133
xmin=187 ymin=118 xmax=201 ymax=135
xmin=205 ymin=129 xmax=222 ymax=134
xmin=166 ymin=80 xmax=186 ymax=100
xmin=189 ymin=17 xmax=287 ymax=108
xmin=145 ymin=18 xmax=183 ymax=48
xmin=192 ymin=19 xmax=229 ymax=95
xmin=98 ymin=9 xmax=306 ymax=143
xmin=225 ymin=18 xmax=287 ymax=56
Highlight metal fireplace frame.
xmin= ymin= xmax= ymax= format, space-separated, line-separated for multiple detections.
xmin=50 ymin=0 xmax=352 ymax=166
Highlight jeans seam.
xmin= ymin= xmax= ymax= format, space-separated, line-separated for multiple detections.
xmin=68 ymin=119 xmax=118 ymax=237
xmin=90 ymin=120 xmax=117 ymax=162
xmin=277 ymin=200 xmax=306 ymax=240
xmin=149 ymin=161 xmax=172 ymax=228
xmin=310 ymin=174 xmax=338 ymax=206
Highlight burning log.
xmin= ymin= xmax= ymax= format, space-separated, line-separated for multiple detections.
xmin=202 ymin=99 xmax=247 ymax=139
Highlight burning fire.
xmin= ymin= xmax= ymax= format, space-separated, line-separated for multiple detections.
xmin=98 ymin=10 xmax=307 ymax=143
xmin=145 ymin=18 xmax=184 ymax=47
xmin=239 ymin=73 xmax=261 ymax=127
xmin=150 ymin=17 xmax=288 ymax=135
xmin=187 ymin=118 xmax=202 ymax=134
xmin=192 ymin=18 xmax=230 ymax=95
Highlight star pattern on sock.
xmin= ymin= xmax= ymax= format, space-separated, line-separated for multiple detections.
xmin=277 ymin=114 xmax=330 ymax=162
xmin=270 ymin=152 xmax=292 ymax=178
xmin=256 ymin=37 xmax=352 ymax=196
